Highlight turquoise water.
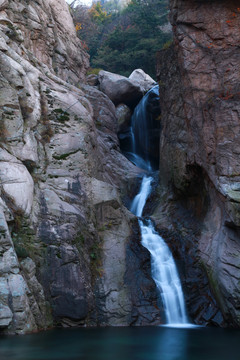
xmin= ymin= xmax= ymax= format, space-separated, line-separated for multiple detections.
xmin=0 ymin=326 xmax=240 ymax=360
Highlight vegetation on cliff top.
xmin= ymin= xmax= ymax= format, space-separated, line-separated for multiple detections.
xmin=72 ymin=0 xmax=172 ymax=78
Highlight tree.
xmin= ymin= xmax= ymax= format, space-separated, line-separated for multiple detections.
xmin=89 ymin=2 xmax=111 ymax=24
xmin=72 ymin=0 xmax=172 ymax=77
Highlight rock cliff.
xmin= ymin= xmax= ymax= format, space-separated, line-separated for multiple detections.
xmin=3 ymin=0 xmax=239 ymax=334
xmin=0 ymin=0 xmax=160 ymax=334
xmin=156 ymin=0 xmax=240 ymax=326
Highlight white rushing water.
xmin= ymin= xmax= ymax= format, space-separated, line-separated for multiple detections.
xmin=140 ymin=219 xmax=188 ymax=324
xmin=126 ymin=86 xmax=189 ymax=326
xmin=123 ymin=85 xmax=159 ymax=172
xmin=131 ymin=176 xmax=152 ymax=217
xmin=131 ymin=175 xmax=188 ymax=325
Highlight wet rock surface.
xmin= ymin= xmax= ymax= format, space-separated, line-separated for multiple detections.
xmin=156 ymin=0 xmax=240 ymax=326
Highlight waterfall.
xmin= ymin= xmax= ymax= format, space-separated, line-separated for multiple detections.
xmin=128 ymin=86 xmax=189 ymax=326
xmin=131 ymin=175 xmax=188 ymax=325
xmin=140 ymin=220 xmax=188 ymax=324
xmin=131 ymin=85 xmax=159 ymax=166
xmin=120 ymin=85 xmax=160 ymax=171
xmin=130 ymin=176 xmax=152 ymax=217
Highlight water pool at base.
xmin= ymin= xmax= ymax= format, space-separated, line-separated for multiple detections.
xmin=0 ymin=326 xmax=240 ymax=360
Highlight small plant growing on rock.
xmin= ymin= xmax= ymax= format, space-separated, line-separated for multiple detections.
xmin=40 ymin=91 xmax=54 ymax=143
xmin=6 ymin=23 xmax=19 ymax=40
xmin=163 ymin=39 xmax=173 ymax=49
xmin=0 ymin=120 xmax=8 ymax=143
xmin=86 ymin=68 xmax=102 ymax=76
xmin=53 ymin=108 xmax=70 ymax=123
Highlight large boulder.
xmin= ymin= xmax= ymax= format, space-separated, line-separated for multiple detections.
xmin=0 ymin=152 xmax=34 ymax=216
xmin=129 ymin=69 xmax=157 ymax=93
xmin=98 ymin=70 xmax=143 ymax=107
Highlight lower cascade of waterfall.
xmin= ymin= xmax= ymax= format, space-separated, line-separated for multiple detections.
xmin=130 ymin=176 xmax=188 ymax=325
xmin=127 ymin=86 xmax=191 ymax=326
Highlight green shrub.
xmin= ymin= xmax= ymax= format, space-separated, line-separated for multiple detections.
xmin=86 ymin=68 xmax=102 ymax=76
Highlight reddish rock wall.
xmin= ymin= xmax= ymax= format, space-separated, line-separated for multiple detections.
xmin=156 ymin=0 xmax=240 ymax=326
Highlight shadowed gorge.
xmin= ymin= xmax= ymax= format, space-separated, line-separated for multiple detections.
xmin=0 ymin=0 xmax=240 ymax=344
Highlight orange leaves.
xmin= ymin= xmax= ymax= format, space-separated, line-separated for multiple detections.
xmin=75 ymin=23 xmax=82 ymax=31
xmin=89 ymin=2 xmax=111 ymax=24
xmin=226 ymin=10 xmax=240 ymax=25
xmin=207 ymin=42 xmax=214 ymax=49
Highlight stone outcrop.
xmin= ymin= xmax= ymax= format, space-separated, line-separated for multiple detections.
xmin=1 ymin=0 xmax=89 ymax=83
xmin=98 ymin=70 xmax=143 ymax=107
xmin=0 ymin=0 xmax=162 ymax=334
xmin=129 ymin=69 xmax=157 ymax=93
xmin=155 ymin=0 xmax=240 ymax=326
xmin=98 ymin=69 xmax=157 ymax=107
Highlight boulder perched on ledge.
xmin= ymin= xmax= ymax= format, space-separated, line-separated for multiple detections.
xmin=129 ymin=69 xmax=157 ymax=93
xmin=98 ymin=70 xmax=143 ymax=107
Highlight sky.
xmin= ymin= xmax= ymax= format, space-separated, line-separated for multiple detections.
xmin=66 ymin=0 xmax=93 ymax=7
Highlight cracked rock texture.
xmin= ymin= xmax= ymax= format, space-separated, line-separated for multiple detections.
xmin=156 ymin=0 xmax=240 ymax=326
xmin=0 ymin=0 xmax=161 ymax=334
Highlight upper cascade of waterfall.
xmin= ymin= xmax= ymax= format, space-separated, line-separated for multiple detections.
xmin=119 ymin=85 xmax=160 ymax=171
xmin=131 ymin=85 xmax=159 ymax=164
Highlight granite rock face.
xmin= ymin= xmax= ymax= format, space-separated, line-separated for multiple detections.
xmin=3 ymin=0 xmax=89 ymax=83
xmin=156 ymin=0 xmax=240 ymax=326
xmin=0 ymin=0 xmax=162 ymax=334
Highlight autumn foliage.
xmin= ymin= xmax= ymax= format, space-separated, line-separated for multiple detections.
xmin=72 ymin=0 xmax=171 ymax=77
